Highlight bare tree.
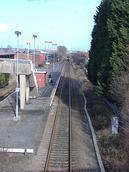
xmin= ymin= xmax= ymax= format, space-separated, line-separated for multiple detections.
xmin=57 ymin=46 xmax=67 ymax=60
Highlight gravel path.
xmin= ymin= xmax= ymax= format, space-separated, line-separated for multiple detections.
xmin=70 ymin=65 xmax=100 ymax=171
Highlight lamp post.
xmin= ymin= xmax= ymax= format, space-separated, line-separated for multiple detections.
xmin=52 ymin=43 xmax=57 ymax=72
xmin=44 ymin=41 xmax=48 ymax=51
xmin=48 ymin=41 xmax=53 ymax=72
xmin=14 ymin=31 xmax=21 ymax=120
xmin=48 ymin=41 xmax=52 ymax=52
xmin=44 ymin=41 xmax=52 ymax=51
xmin=44 ymin=41 xmax=49 ymax=72
xmin=44 ymin=41 xmax=53 ymax=72
xmin=33 ymin=34 xmax=37 ymax=69
xmin=26 ymin=41 xmax=31 ymax=61
xmin=52 ymin=43 xmax=57 ymax=57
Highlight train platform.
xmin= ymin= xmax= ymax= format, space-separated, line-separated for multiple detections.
xmin=0 ymin=62 xmax=63 ymax=153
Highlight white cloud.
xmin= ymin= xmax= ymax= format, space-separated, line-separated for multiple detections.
xmin=0 ymin=23 xmax=8 ymax=32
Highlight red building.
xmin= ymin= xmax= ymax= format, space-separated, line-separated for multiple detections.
xmin=36 ymin=52 xmax=46 ymax=67
xmin=14 ymin=52 xmax=46 ymax=68
xmin=35 ymin=71 xmax=47 ymax=88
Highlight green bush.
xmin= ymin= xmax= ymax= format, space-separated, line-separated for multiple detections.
xmin=0 ymin=74 xmax=9 ymax=87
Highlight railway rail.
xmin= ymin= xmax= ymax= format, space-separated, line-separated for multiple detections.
xmin=0 ymin=83 xmax=16 ymax=102
xmin=43 ymin=62 xmax=103 ymax=172
xmin=44 ymin=62 xmax=72 ymax=172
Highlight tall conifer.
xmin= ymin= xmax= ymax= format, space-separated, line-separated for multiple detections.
xmin=88 ymin=0 xmax=129 ymax=96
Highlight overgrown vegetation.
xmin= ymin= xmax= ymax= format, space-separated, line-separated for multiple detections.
xmin=86 ymin=1 xmax=129 ymax=170
xmin=0 ymin=74 xmax=9 ymax=87
xmin=74 ymin=64 xmax=129 ymax=171
xmin=88 ymin=0 xmax=129 ymax=100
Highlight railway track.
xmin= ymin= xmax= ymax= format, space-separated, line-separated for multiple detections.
xmin=0 ymin=85 xmax=15 ymax=102
xmin=44 ymin=62 xmax=72 ymax=172
xmin=43 ymin=62 xmax=71 ymax=171
xmin=43 ymin=62 xmax=102 ymax=172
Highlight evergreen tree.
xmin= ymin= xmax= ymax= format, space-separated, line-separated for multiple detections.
xmin=88 ymin=0 xmax=129 ymax=97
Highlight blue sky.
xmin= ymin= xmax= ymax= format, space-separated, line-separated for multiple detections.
xmin=0 ymin=0 xmax=101 ymax=51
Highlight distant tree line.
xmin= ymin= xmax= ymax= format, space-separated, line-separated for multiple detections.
xmin=72 ymin=51 xmax=86 ymax=65
xmin=88 ymin=0 xmax=129 ymax=103
xmin=57 ymin=46 xmax=67 ymax=60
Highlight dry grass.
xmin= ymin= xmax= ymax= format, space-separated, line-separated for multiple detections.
xmin=73 ymin=63 xmax=129 ymax=171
